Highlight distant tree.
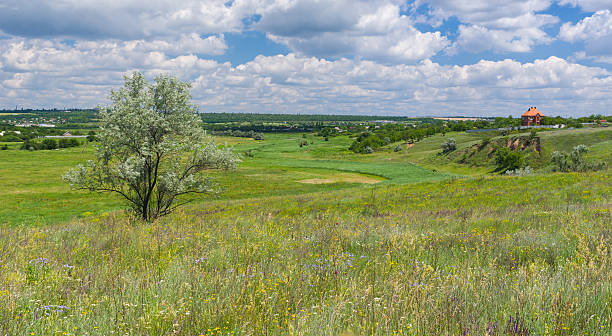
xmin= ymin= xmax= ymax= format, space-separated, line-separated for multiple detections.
xmin=86 ymin=130 xmax=97 ymax=142
xmin=441 ymin=138 xmax=457 ymax=153
xmin=41 ymin=139 xmax=57 ymax=150
xmin=64 ymin=72 xmax=239 ymax=221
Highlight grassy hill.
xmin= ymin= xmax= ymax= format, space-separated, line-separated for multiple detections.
xmin=390 ymin=127 xmax=612 ymax=174
xmin=0 ymin=169 xmax=610 ymax=335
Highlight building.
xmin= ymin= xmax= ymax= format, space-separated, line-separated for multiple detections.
xmin=521 ymin=107 xmax=544 ymax=126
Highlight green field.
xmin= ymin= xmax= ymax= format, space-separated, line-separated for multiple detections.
xmin=1 ymin=133 xmax=452 ymax=227
xmin=0 ymin=127 xmax=610 ymax=335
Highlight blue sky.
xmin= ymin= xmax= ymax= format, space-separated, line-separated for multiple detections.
xmin=0 ymin=0 xmax=611 ymax=117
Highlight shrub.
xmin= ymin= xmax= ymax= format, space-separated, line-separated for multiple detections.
xmin=551 ymin=144 xmax=606 ymax=172
xmin=394 ymin=144 xmax=402 ymax=152
xmin=495 ymin=147 xmax=524 ymax=172
xmin=58 ymin=138 xmax=80 ymax=148
xmin=441 ymin=138 xmax=457 ymax=153
xmin=505 ymin=166 xmax=534 ymax=176
xmin=41 ymin=139 xmax=57 ymax=150
xmin=364 ymin=146 xmax=374 ymax=154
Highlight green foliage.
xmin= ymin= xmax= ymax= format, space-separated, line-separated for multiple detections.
xmin=494 ymin=147 xmax=524 ymax=172
xmin=551 ymin=144 xmax=606 ymax=172
xmin=58 ymin=138 xmax=80 ymax=148
xmin=86 ymin=130 xmax=97 ymax=142
xmin=64 ymin=72 xmax=239 ymax=221
xmin=394 ymin=144 xmax=402 ymax=152
xmin=41 ymin=138 xmax=57 ymax=150
xmin=441 ymin=138 xmax=457 ymax=153
xmin=0 ymin=134 xmax=21 ymax=142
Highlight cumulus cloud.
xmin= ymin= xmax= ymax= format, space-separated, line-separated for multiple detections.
xmin=0 ymin=0 xmax=249 ymax=39
xmin=2 ymin=37 xmax=611 ymax=116
xmin=256 ymin=1 xmax=450 ymax=63
xmin=559 ymin=10 xmax=612 ymax=42
xmin=557 ymin=0 xmax=612 ymax=11
xmin=418 ymin=0 xmax=559 ymax=53
xmin=560 ymin=10 xmax=612 ymax=63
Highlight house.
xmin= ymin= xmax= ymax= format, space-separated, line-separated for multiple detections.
xmin=521 ymin=107 xmax=544 ymax=126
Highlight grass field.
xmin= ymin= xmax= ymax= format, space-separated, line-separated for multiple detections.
xmin=0 ymin=126 xmax=610 ymax=335
xmin=0 ymin=133 xmax=449 ymax=227
xmin=2 ymin=127 xmax=610 ymax=227
xmin=0 ymin=169 xmax=610 ymax=335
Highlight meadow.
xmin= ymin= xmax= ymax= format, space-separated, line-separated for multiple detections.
xmin=0 ymin=127 xmax=610 ymax=335
xmin=0 ymin=133 xmax=450 ymax=227
xmin=0 ymin=169 xmax=610 ymax=335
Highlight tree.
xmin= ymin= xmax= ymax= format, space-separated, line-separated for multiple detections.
xmin=441 ymin=138 xmax=457 ymax=153
xmin=64 ymin=72 xmax=239 ymax=221
xmin=41 ymin=138 xmax=57 ymax=150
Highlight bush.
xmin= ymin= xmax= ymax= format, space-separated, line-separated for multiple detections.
xmin=494 ymin=147 xmax=524 ymax=172
xmin=551 ymin=145 xmax=606 ymax=172
xmin=441 ymin=138 xmax=457 ymax=153
xmin=394 ymin=144 xmax=402 ymax=152
xmin=41 ymin=139 xmax=58 ymax=150
xmin=505 ymin=166 xmax=534 ymax=176
xmin=1 ymin=144 xmax=8 ymax=150
xmin=58 ymin=138 xmax=80 ymax=148
xmin=364 ymin=146 xmax=374 ymax=154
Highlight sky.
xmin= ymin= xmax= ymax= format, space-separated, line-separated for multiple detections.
xmin=1 ymin=1 xmax=612 ymax=117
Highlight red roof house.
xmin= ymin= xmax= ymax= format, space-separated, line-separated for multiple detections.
xmin=521 ymin=107 xmax=544 ymax=126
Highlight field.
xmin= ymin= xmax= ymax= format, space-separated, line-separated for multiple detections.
xmin=0 ymin=127 xmax=610 ymax=335
xmin=0 ymin=133 xmax=450 ymax=227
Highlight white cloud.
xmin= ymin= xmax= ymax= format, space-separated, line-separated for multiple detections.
xmin=559 ymin=10 xmax=612 ymax=63
xmin=418 ymin=0 xmax=559 ymax=53
xmin=256 ymin=1 xmax=449 ymax=62
xmin=0 ymin=0 xmax=250 ymax=39
xmin=2 ymin=37 xmax=611 ymax=116
xmin=559 ymin=10 xmax=612 ymax=42
xmin=558 ymin=0 xmax=612 ymax=11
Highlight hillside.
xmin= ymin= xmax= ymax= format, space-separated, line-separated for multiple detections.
xmin=392 ymin=127 xmax=612 ymax=174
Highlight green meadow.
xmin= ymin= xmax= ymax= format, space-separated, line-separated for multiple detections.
xmin=1 ymin=133 xmax=451 ymax=227
xmin=0 ymin=127 xmax=610 ymax=335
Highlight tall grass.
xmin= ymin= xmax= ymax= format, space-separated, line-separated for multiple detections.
xmin=1 ymin=170 xmax=610 ymax=335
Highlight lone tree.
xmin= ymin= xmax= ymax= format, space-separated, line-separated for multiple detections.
xmin=64 ymin=72 xmax=239 ymax=221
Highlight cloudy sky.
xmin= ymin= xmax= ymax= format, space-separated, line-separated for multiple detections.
xmin=1 ymin=0 xmax=611 ymax=117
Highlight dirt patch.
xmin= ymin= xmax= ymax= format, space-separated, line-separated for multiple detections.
xmin=298 ymin=178 xmax=336 ymax=184
xmin=297 ymin=174 xmax=383 ymax=185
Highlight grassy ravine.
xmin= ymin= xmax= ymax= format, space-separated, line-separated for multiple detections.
xmin=1 ymin=171 xmax=610 ymax=335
